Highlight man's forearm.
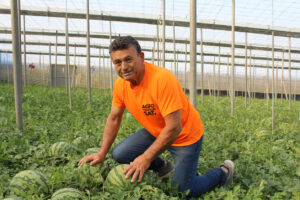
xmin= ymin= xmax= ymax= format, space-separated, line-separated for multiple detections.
xmin=142 ymin=126 xmax=181 ymax=162
xmin=99 ymin=114 xmax=122 ymax=155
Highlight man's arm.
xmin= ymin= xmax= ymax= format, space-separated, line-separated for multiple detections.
xmin=78 ymin=105 xmax=125 ymax=166
xmin=124 ymin=109 xmax=182 ymax=182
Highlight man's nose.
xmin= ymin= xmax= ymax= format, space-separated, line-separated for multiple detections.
xmin=121 ymin=62 xmax=128 ymax=70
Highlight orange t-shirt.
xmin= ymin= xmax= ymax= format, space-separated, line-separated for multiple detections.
xmin=112 ymin=62 xmax=204 ymax=146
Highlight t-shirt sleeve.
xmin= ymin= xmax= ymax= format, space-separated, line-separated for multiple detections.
xmin=112 ymin=79 xmax=126 ymax=108
xmin=157 ymin=71 xmax=183 ymax=117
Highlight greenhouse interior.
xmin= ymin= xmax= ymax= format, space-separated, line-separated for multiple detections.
xmin=0 ymin=0 xmax=299 ymax=199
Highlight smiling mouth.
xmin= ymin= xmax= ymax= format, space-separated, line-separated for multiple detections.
xmin=122 ymin=71 xmax=133 ymax=76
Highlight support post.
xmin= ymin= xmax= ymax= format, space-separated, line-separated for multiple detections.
xmin=288 ymin=37 xmax=292 ymax=110
xmin=10 ymin=0 xmax=23 ymax=132
xmin=231 ymin=0 xmax=235 ymax=117
xmin=162 ymin=0 xmax=165 ymax=68
xmin=66 ymin=11 xmax=72 ymax=112
xmin=86 ymin=0 xmax=92 ymax=104
xmin=23 ymin=14 xmax=27 ymax=87
xmin=200 ymin=28 xmax=204 ymax=104
xmin=272 ymin=31 xmax=275 ymax=130
xmin=109 ymin=19 xmax=113 ymax=96
xmin=189 ymin=0 xmax=197 ymax=107
xmin=245 ymin=32 xmax=248 ymax=107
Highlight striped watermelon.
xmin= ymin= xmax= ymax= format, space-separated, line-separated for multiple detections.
xmin=72 ymin=137 xmax=84 ymax=147
xmin=3 ymin=197 xmax=22 ymax=200
xmin=9 ymin=170 xmax=49 ymax=198
xmin=103 ymin=164 xmax=143 ymax=192
xmin=84 ymin=147 xmax=99 ymax=155
xmin=51 ymin=188 xmax=87 ymax=200
xmin=50 ymin=142 xmax=80 ymax=157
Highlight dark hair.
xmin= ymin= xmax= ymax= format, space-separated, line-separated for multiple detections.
xmin=109 ymin=36 xmax=142 ymax=54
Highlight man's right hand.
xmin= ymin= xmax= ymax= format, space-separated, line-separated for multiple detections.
xmin=78 ymin=152 xmax=105 ymax=166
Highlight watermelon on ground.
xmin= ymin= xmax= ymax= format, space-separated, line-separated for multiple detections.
xmin=50 ymin=142 xmax=80 ymax=157
xmin=51 ymin=188 xmax=87 ymax=200
xmin=3 ymin=197 xmax=22 ymax=200
xmin=103 ymin=164 xmax=147 ymax=192
xmin=9 ymin=170 xmax=49 ymax=198
xmin=84 ymin=147 xmax=99 ymax=155
xmin=72 ymin=137 xmax=85 ymax=147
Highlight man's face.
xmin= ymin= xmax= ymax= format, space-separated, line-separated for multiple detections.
xmin=111 ymin=45 xmax=144 ymax=82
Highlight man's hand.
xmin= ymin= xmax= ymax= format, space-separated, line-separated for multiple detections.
xmin=123 ymin=154 xmax=151 ymax=183
xmin=78 ymin=152 xmax=105 ymax=166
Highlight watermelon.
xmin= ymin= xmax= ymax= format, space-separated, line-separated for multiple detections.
xmin=84 ymin=147 xmax=99 ymax=155
xmin=50 ymin=142 xmax=80 ymax=157
xmin=104 ymin=164 xmax=145 ymax=192
xmin=9 ymin=170 xmax=49 ymax=198
xmin=72 ymin=137 xmax=85 ymax=147
xmin=51 ymin=188 xmax=87 ymax=200
xmin=3 ymin=197 xmax=22 ymax=200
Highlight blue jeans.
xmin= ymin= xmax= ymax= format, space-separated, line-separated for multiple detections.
xmin=112 ymin=128 xmax=227 ymax=198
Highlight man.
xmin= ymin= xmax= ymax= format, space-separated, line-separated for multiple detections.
xmin=78 ymin=36 xmax=234 ymax=198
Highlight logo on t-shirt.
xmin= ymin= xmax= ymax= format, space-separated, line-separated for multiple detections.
xmin=142 ymin=104 xmax=156 ymax=116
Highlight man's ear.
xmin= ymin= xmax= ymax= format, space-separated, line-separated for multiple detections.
xmin=140 ymin=52 xmax=145 ymax=61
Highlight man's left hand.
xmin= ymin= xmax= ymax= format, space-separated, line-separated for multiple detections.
xmin=123 ymin=154 xmax=151 ymax=183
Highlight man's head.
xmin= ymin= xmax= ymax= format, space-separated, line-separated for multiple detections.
xmin=109 ymin=36 xmax=142 ymax=55
xmin=110 ymin=36 xmax=145 ymax=86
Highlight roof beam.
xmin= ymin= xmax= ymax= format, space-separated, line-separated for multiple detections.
xmin=0 ymin=7 xmax=300 ymax=37
xmin=1 ymin=39 xmax=300 ymax=65
xmin=1 ymin=28 xmax=300 ymax=54
xmin=1 ymin=49 xmax=299 ymax=71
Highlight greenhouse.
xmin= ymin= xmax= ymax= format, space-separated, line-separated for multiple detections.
xmin=0 ymin=0 xmax=299 ymax=199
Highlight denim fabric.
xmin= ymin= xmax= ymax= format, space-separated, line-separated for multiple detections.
xmin=111 ymin=128 xmax=227 ymax=198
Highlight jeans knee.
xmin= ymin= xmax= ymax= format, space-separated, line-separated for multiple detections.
xmin=111 ymin=146 xmax=121 ymax=162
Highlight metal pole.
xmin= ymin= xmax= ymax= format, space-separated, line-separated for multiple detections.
xmin=272 ymin=31 xmax=275 ymax=130
xmin=173 ymin=21 xmax=176 ymax=74
xmin=109 ymin=19 xmax=113 ymax=96
xmin=102 ymin=49 xmax=106 ymax=95
xmin=86 ymin=0 xmax=92 ymax=104
xmin=231 ymin=0 xmax=235 ymax=117
xmin=185 ymin=40 xmax=187 ymax=94
xmin=66 ymin=17 xmax=72 ymax=112
xmin=74 ymin=44 xmax=77 ymax=87
xmin=200 ymin=28 xmax=204 ymax=104
xmin=39 ymin=54 xmax=42 ymax=85
xmin=23 ymin=14 xmax=27 ymax=87
xmin=55 ymin=30 xmax=58 ymax=87
xmin=288 ymin=37 xmax=292 ymax=110
xmin=254 ymin=57 xmax=256 ymax=99
xmin=162 ymin=0 xmax=165 ymax=68
xmin=276 ymin=60 xmax=279 ymax=101
xmin=152 ymin=46 xmax=154 ymax=64
xmin=245 ymin=32 xmax=247 ymax=107
xmin=156 ymin=23 xmax=160 ymax=66
xmin=65 ymin=14 xmax=69 ymax=93
xmin=249 ymin=49 xmax=252 ymax=101
xmin=49 ymin=43 xmax=52 ymax=88
xmin=218 ymin=44 xmax=221 ymax=98
xmin=281 ymin=50 xmax=284 ymax=103
xmin=189 ymin=0 xmax=197 ymax=107
xmin=227 ymin=56 xmax=229 ymax=96
xmin=10 ymin=0 xmax=23 ymax=132
xmin=6 ymin=52 xmax=10 ymax=84
xmin=99 ymin=47 xmax=101 ymax=89
xmin=213 ymin=56 xmax=216 ymax=105
xmin=267 ymin=58 xmax=269 ymax=111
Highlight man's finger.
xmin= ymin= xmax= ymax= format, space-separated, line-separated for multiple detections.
xmin=125 ymin=166 xmax=136 ymax=179
xmin=78 ymin=155 xmax=92 ymax=166
xmin=138 ymin=170 xmax=144 ymax=182
xmin=131 ymin=169 xmax=139 ymax=183
xmin=90 ymin=159 xmax=99 ymax=166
